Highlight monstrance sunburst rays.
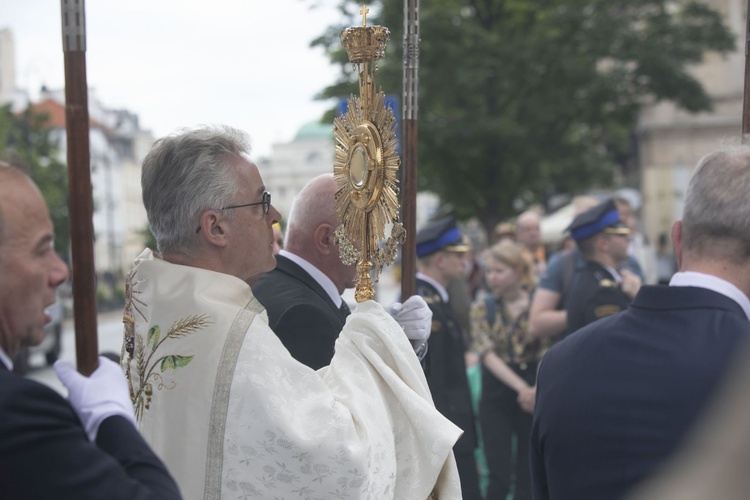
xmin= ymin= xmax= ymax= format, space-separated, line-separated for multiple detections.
xmin=333 ymin=92 xmax=401 ymax=246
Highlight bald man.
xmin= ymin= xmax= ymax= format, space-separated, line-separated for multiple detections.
xmin=252 ymin=174 xmax=358 ymax=369
xmin=253 ymin=174 xmax=430 ymax=369
xmin=516 ymin=210 xmax=546 ymax=277
xmin=0 ymin=163 xmax=180 ymax=499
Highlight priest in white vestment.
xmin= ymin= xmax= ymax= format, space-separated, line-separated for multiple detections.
xmin=122 ymin=126 xmax=463 ymax=499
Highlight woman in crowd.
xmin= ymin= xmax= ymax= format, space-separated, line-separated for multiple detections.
xmin=469 ymin=240 xmax=549 ymax=500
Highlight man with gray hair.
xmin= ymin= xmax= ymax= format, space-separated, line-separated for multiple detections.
xmin=530 ymin=145 xmax=750 ymax=500
xmin=122 ymin=126 xmax=461 ymax=499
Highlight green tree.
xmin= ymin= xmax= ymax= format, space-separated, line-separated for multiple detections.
xmin=312 ymin=0 xmax=735 ymax=232
xmin=0 ymin=104 xmax=70 ymax=257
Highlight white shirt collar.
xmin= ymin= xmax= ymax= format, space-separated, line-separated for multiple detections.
xmin=416 ymin=272 xmax=450 ymax=302
xmin=279 ymin=250 xmax=343 ymax=308
xmin=602 ymin=264 xmax=622 ymax=284
xmin=670 ymin=271 xmax=750 ymax=320
xmin=0 ymin=347 xmax=13 ymax=371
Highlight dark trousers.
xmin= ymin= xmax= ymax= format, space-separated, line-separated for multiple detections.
xmin=455 ymin=447 xmax=483 ymax=500
xmin=480 ymin=362 xmax=537 ymax=500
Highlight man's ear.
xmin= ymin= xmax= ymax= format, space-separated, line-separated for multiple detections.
xmin=197 ymin=211 xmax=229 ymax=248
xmin=314 ymin=223 xmax=335 ymax=255
xmin=671 ymin=220 xmax=683 ymax=270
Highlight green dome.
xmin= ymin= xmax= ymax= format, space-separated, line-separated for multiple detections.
xmin=294 ymin=121 xmax=333 ymax=140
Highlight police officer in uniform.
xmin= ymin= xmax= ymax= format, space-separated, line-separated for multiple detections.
xmin=565 ymin=199 xmax=642 ymax=336
xmin=414 ymin=217 xmax=482 ymax=500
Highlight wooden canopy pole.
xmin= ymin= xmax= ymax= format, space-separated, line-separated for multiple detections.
xmin=61 ymin=0 xmax=98 ymax=376
xmin=400 ymin=0 xmax=420 ymax=299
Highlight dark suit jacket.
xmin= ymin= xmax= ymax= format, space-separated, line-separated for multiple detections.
xmin=416 ymin=277 xmax=477 ymax=454
xmin=530 ymin=285 xmax=750 ymax=500
xmin=0 ymin=363 xmax=180 ymax=499
xmin=253 ymin=254 xmax=348 ymax=369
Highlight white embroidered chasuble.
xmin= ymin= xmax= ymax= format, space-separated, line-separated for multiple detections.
xmin=122 ymin=249 xmax=462 ymax=499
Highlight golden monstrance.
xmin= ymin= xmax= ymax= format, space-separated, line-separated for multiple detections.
xmin=334 ymin=4 xmax=405 ymax=303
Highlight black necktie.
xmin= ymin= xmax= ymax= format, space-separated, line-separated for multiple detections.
xmin=339 ymin=300 xmax=351 ymax=316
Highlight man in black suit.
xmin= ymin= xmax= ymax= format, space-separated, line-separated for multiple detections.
xmin=415 ymin=217 xmax=482 ymax=500
xmin=253 ymin=174 xmax=355 ymax=369
xmin=253 ymin=173 xmax=430 ymax=369
xmin=0 ymin=162 xmax=180 ymax=499
xmin=530 ymin=146 xmax=750 ymax=500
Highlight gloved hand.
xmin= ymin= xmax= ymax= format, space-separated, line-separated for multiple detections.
xmin=54 ymin=356 xmax=137 ymax=441
xmin=389 ymin=295 xmax=432 ymax=359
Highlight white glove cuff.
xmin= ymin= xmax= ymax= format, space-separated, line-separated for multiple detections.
xmin=85 ymin=404 xmax=138 ymax=442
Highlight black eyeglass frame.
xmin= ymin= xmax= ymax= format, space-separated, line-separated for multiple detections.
xmin=195 ymin=191 xmax=272 ymax=233
xmin=222 ymin=191 xmax=271 ymax=214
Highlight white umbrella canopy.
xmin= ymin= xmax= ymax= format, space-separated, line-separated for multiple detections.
xmin=540 ymin=195 xmax=602 ymax=245
xmin=540 ymin=203 xmax=576 ymax=245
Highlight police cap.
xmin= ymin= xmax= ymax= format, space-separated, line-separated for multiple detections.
xmin=416 ymin=217 xmax=470 ymax=258
xmin=567 ymin=198 xmax=630 ymax=242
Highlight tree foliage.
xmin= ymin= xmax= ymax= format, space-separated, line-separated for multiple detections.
xmin=311 ymin=0 xmax=735 ymax=232
xmin=0 ymin=104 xmax=70 ymax=257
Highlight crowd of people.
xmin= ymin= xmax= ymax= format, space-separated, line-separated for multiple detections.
xmin=2 ymin=126 xmax=749 ymax=500
xmin=431 ymin=147 xmax=750 ymax=500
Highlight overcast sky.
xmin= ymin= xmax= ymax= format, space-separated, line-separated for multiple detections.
xmin=3 ymin=0 xmax=349 ymax=158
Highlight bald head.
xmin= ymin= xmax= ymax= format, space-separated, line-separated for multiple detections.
xmin=516 ymin=210 xmax=542 ymax=250
xmin=517 ymin=210 xmax=540 ymax=227
xmin=0 ymin=161 xmax=69 ymax=356
xmin=0 ymin=162 xmax=29 ymax=247
xmin=284 ymin=173 xmax=356 ymax=293
xmin=285 ymin=174 xmax=338 ymax=254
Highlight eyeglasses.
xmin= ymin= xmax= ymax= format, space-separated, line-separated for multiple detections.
xmin=195 ymin=191 xmax=272 ymax=233
xmin=222 ymin=191 xmax=271 ymax=214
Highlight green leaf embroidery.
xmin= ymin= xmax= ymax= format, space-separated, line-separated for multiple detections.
xmin=147 ymin=325 xmax=161 ymax=350
xmin=125 ymin=307 xmax=211 ymax=421
xmin=160 ymin=354 xmax=194 ymax=372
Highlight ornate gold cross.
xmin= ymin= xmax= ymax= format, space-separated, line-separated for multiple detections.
xmin=360 ymin=4 xmax=369 ymax=26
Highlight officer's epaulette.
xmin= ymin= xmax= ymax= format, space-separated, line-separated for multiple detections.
xmin=421 ymin=294 xmax=439 ymax=304
xmin=416 ymin=283 xmax=440 ymax=304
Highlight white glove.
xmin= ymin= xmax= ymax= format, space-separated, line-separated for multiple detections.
xmin=390 ymin=295 xmax=432 ymax=359
xmin=54 ymin=356 xmax=137 ymax=441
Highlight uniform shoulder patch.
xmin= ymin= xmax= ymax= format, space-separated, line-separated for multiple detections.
xmin=422 ymin=294 xmax=436 ymax=304
xmin=594 ymin=304 xmax=621 ymax=318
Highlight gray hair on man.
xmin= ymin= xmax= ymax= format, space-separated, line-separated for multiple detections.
xmin=141 ymin=125 xmax=249 ymax=257
xmin=682 ymin=145 xmax=750 ymax=261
